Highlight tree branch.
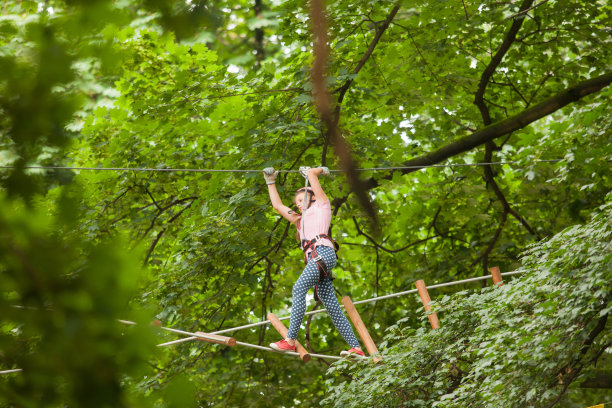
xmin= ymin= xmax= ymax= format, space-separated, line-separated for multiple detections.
xmin=461 ymin=0 xmax=469 ymax=20
xmin=507 ymin=0 xmax=550 ymax=20
xmin=141 ymin=196 xmax=197 ymax=239
xmin=334 ymin=4 xmax=400 ymax=114
xmin=394 ymin=72 xmax=612 ymax=176
xmin=310 ymin=0 xmax=394 ymax=229
xmin=441 ymin=108 xmax=476 ymax=132
xmin=483 ymin=143 xmax=539 ymax=239
xmin=101 ymin=186 xmax=133 ymax=213
xmin=580 ymin=369 xmax=612 ymax=389
xmin=430 ymin=205 xmax=470 ymax=246
xmin=253 ymin=0 xmax=265 ymax=69
xmin=470 ymin=209 xmax=508 ymax=270
xmin=332 ymin=72 xmax=611 ymax=218
xmin=280 ymin=138 xmax=317 ymax=184
xmin=547 ymin=314 xmax=610 ymax=407
xmin=144 ymin=198 xmax=196 ymax=263
xmin=503 ymin=73 xmax=529 ymax=106
xmin=282 ymin=106 xmax=302 ymax=158
xmin=473 ymin=5 xmax=549 ymax=246
xmin=142 ymin=185 xmax=162 ymax=211
xmin=351 ymin=216 xmax=439 ymax=254
xmin=474 ymin=0 xmax=534 ymax=125
xmin=392 ymin=22 xmax=439 ymax=84
xmin=245 ymin=220 xmax=292 ymax=277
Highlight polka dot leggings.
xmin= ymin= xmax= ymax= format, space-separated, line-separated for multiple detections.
xmin=286 ymin=246 xmax=360 ymax=348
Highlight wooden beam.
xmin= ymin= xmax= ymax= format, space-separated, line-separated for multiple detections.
xmin=267 ymin=313 xmax=311 ymax=362
xmin=341 ymin=296 xmax=380 ymax=361
xmin=415 ymin=280 xmax=440 ymax=329
xmin=194 ymin=332 xmax=236 ymax=347
xmin=490 ymin=266 xmax=503 ymax=286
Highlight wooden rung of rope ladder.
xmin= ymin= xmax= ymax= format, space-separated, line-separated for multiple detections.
xmin=267 ymin=313 xmax=311 ymax=362
xmin=416 ymin=279 xmax=440 ymax=330
xmin=489 ymin=266 xmax=503 ymax=286
xmin=194 ymin=332 xmax=236 ymax=347
xmin=341 ymin=296 xmax=381 ymax=362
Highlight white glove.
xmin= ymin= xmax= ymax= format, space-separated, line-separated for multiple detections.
xmin=299 ymin=166 xmax=311 ymax=179
xmin=263 ymin=167 xmax=279 ymax=184
xmin=319 ymin=166 xmax=330 ymax=176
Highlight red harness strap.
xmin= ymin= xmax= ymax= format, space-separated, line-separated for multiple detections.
xmin=301 ymin=234 xmax=339 ymax=301
xmin=301 ymin=234 xmax=339 ymax=262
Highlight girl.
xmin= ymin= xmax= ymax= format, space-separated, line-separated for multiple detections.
xmin=262 ymin=166 xmax=365 ymax=358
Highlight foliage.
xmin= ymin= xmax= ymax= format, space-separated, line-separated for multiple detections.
xmin=0 ymin=0 xmax=131 ymax=198
xmin=323 ymin=198 xmax=612 ymax=408
xmin=0 ymin=2 xmax=190 ymax=407
xmin=0 ymin=190 xmax=160 ymax=407
xmin=1 ymin=0 xmax=611 ymax=406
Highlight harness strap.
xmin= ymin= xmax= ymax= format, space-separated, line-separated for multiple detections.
xmin=301 ymin=233 xmax=338 ymax=259
xmin=301 ymin=235 xmax=339 ymax=298
xmin=309 ymin=247 xmax=335 ymax=302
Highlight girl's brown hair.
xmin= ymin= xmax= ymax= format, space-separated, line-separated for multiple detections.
xmin=294 ymin=187 xmax=315 ymax=242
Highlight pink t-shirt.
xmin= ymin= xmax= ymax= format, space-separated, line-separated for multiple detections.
xmin=298 ymin=199 xmax=334 ymax=256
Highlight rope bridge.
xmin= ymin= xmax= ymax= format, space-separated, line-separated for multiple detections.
xmin=126 ymin=268 xmax=523 ymax=362
xmin=0 ymin=268 xmax=523 ymax=371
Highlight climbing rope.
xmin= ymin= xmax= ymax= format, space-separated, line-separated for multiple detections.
xmin=234 ymin=341 xmax=341 ymax=361
xmin=0 ymin=369 xmax=22 ymax=375
xmin=119 ymin=319 xmax=341 ymax=360
xmin=0 ymin=159 xmax=563 ymax=174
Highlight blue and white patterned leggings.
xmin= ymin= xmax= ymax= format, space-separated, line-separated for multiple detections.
xmin=286 ymin=246 xmax=360 ymax=348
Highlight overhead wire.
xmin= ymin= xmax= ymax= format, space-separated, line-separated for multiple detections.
xmin=0 ymin=159 xmax=563 ymax=174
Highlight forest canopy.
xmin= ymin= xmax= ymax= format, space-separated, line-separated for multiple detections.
xmin=0 ymin=0 xmax=610 ymax=407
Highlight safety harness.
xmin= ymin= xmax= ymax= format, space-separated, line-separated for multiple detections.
xmin=301 ymin=235 xmax=339 ymax=301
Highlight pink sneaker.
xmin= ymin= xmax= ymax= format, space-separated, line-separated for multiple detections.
xmin=270 ymin=339 xmax=296 ymax=352
xmin=340 ymin=348 xmax=366 ymax=359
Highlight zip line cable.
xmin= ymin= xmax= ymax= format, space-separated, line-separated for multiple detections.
xmin=0 ymin=159 xmax=563 ymax=174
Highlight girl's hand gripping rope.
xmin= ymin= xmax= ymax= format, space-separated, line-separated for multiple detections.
xmin=300 ymin=166 xmax=330 ymax=178
xmin=299 ymin=166 xmax=311 ymax=179
xmin=263 ymin=167 xmax=279 ymax=185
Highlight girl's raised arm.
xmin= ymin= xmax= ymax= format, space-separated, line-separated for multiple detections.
xmin=263 ymin=168 xmax=300 ymax=225
xmin=303 ymin=167 xmax=329 ymax=204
